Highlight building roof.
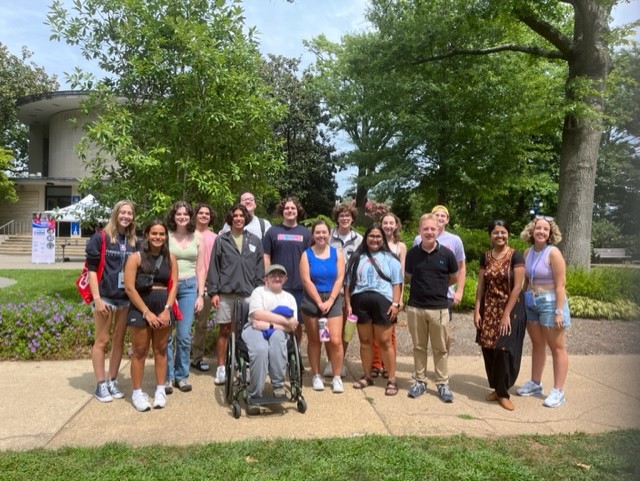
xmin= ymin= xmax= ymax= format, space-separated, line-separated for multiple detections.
xmin=16 ymin=91 xmax=91 ymax=125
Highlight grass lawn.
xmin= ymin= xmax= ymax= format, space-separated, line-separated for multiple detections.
xmin=0 ymin=431 xmax=638 ymax=481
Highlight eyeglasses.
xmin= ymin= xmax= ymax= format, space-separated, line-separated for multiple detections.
xmin=535 ymin=215 xmax=554 ymax=222
xmin=241 ymin=197 xmax=255 ymax=203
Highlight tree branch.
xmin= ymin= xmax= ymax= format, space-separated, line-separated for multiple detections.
xmin=411 ymin=44 xmax=565 ymax=64
xmin=516 ymin=11 xmax=573 ymax=56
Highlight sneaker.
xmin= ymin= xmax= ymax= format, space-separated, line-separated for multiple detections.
xmin=543 ymin=388 xmax=566 ymax=408
xmin=132 ymin=392 xmax=151 ymax=412
xmin=516 ymin=380 xmax=543 ymax=397
xmin=312 ymin=374 xmax=325 ymax=391
xmin=407 ymin=380 xmax=426 ymax=399
xmin=332 ymin=376 xmax=344 ymax=394
xmin=153 ymin=391 xmax=167 ymax=409
xmin=164 ymin=380 xmax=174 ymax=395
xmin=107 ymin=379 xmax=125 ymax=399
xmin=214 ymin=365 xmax=226 ymax=386
xmin=191 ymin=360 xmax=210 ymax=372
xmin=323 ymin=362 xmax=333 ymax=377
xmin=94 ymin=381 xmax=113 ymax=403
xmin=437 ymin=384 xmax=454 ymax=403
xmin=273 ymin=385 xmax=286 ymax=398
xmin=175 ymin=379 xmax=192 ymax=392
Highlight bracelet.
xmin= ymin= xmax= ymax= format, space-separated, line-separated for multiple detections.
xmin=142 ymin=310 xmax=148 ymax=320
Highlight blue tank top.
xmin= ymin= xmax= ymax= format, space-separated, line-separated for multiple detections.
xmin=306 ymin=246 xmax=338 ymax=292
xmin=525 ymin=246 xmax=555 ymax=285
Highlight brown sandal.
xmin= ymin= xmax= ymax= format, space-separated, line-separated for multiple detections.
xmin=353 ymin=376 xmax=374 ymax=389
xmin=371 ymin=367 xmax=381 ymax=378
xmin=385 ymin=380 xmax=399 ymax=396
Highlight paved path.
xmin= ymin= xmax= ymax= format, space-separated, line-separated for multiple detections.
xmin=1 ymin=254 xmax=639 ymax=451
xmin=1 ymin=354 xmax=638 ymax=451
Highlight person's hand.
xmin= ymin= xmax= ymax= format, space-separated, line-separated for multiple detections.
xmin=499 ymin=315 xmax=511 ymax=336
xmin=252 ymin=319 xmax=269 ymax=331
xmin=194 ymin=295 xmax=203 ymax=313
xmin=318 ymin=299 xmax=332 ymax=315
xmin=211 ymin=294 xmax=220 ymax=308
xmin=146 ymin=311 xmax=160 ymax=329
xmin=473 ymin=314 xmax=481 ymax=329
xmin=555 ymin=313 xmax=564 ymax=329
xmin=157 ymin=309 xmax=171 ymax=327
xmin=94 ymin=298 xmax=111 ymax=315
xmin=452 ymin=292 xmax=463 ymax=306
xmin=288 ymin=317 xmax=299 ymax=332
xmin=387 ymin=304 xmax=399 ymax=322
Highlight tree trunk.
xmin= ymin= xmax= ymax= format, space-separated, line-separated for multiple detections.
xmin=556 ymin=0 xmax=612 ymax=270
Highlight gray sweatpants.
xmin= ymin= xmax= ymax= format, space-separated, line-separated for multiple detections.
xmin=241 ymin=326 xmax=287 ymax=399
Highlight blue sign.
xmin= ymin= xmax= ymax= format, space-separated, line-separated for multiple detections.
xmin=70 ymin=222 xmax=81 ymax=237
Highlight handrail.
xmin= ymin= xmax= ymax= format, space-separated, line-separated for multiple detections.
xmin=0 ymin=220 xmax=15 ymax=236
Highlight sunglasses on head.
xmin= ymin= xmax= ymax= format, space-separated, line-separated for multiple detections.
xmin=535 ymin=215 xmax=554 ymax=222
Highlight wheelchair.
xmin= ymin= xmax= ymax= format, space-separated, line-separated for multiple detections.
xmin=224 ymin=299 xmax=307 ymax=418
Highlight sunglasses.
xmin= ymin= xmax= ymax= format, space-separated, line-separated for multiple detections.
xmin=535 ymin=215 xmax=554 ymax=222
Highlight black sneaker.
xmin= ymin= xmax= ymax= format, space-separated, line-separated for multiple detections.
xmin=191 ymin=360 xmax=210 ymax=372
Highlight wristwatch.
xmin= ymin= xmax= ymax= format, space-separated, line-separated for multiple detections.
xmin=392 ymin=302 xmax=400 ymax=308
xmin=554 ymin=309 xmax=563 ymax=316
xmin=164 ymin=304 xmax=171 ymax=311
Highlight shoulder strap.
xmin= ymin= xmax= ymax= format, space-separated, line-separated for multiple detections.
xmin=154 ymin=255 xmax=163 ymax=275
xmin=366 ymin=251 xmax=392 ymax=283
xmin=259 ymin=217 xmax=265 ymax=237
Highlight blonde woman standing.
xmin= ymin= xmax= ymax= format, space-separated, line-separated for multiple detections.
xmin=86 ymin=200 xmax=138 ymax=402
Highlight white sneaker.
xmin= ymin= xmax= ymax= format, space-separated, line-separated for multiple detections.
xmin=312 ymin=374 xmax=325 ymax=391
xmin=132 ymin=392 xmax=151 ymax=412
xmin=153 ymin=391 xmax=167 ymax=409
xmin=516 ymin=380 xmax=543 ymax=397
xmin=214 ymin=365 xmax=226 ymax=385
xmin=323 ymin=362 xmax=333 ymax=377
xmin=543 ymin=388 xmax=566 ymax=408
xmin=332 ymin=376 xmax=344 ymax=393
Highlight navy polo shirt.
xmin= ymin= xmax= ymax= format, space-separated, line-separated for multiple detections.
xmin=405 ymin=241 xmax=458 ymax=309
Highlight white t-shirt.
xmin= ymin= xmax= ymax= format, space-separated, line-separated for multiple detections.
xmin=248 ymin=286 xmax=298 ymax=321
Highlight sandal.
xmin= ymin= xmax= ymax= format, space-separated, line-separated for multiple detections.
xmin=353 ymin=376 xmax=374 ymax=389
xmin=381 ymin=368 xmax=389 ymax=379
xmin=385 ymin=380 xmax=399 ymax=396
xmin=371 ymin=367 xmax=381 ymax=378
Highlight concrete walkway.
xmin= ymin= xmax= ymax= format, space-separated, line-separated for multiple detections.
xmin=1 ymin=354 xmax=638 ymax=451
xmin=1 ymin=254 xmax=639 ymax=451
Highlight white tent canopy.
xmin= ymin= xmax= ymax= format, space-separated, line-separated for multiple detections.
xmin=45 ymin=195 xmax=108 ymax=222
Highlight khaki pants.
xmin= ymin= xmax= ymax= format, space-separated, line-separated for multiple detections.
xmin=406 ymin=306 xmax=450 ymax=384
xmin=191 ymin=299 xmax=212 ymax=363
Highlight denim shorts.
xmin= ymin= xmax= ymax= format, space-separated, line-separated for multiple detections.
xmin=91 ymin=295 xmax=130 ymax=311
xmin=525 ymin=290 xmax=571 ymax=328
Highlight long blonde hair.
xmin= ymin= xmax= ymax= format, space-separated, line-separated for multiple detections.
xmin=104 ymin=200 xmax=137 ymax=247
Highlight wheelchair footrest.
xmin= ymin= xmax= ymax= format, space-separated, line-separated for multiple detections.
xmin=248 ymin=395 xmax=289 ymax=406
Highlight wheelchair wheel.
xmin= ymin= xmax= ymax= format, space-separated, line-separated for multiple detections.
xmin=297 ymin=398 xmax=307 ymax=414
xmin=232 ymin=401 xmax=242 ymax=419
xmin=224 ymin=332 xmax=236 ymax=405
xmin=288 ymin=336 xmax=304 ymax=398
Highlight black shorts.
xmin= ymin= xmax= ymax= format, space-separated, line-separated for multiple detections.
xmin=301 ymin=291 xmax=344 ymax=318
xmin=351 ymin=291 xmax=395 ymax=326
xmin=127 ymin=289 xmax=175 ymax=328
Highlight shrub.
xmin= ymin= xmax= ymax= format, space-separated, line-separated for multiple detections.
xmin=568 ymin=296 xmax=640 ymax=320
xmin=0 ymin=293 xmax=95 ymax=360
xmin=567 ymin=267 xmax=640 ymax=304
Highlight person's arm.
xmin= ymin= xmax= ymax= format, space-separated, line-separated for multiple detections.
xmin=398 ymin=242 xmax=407 ymax=309
xmin=300 ymin=251 xmax=324 ymax=309
xmin=386 ymin=283 xmax=402 ymax=321
xmin=522 ymin=248 xmax=531 ymax=290
xmin=453 ymin=259 xmax=466 ymax=305
xmin=251 ymin=310 xmax=297 ymax=332
xmin=549 ymin=246 xmax=567 ymax=328
xmin=473 ymin=267 xmax=486 ymax=329
xmin=499 ymin=265 xmax=525 ymax=335
xmin=262 ymin=231 xmax=271 ymax=269
xmin=194 ymin=234 xmax=205 ymax=313
xmin=207 ymin=237 xmax=222 ymax=308
xmin=254 ymin=239 xmax=265 ymax=287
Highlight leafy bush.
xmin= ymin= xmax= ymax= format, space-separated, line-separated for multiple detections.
xmin=0 ymin=293 xmax=94 ymax=360
xmin=567 ymin=267 xmax=640 ymax=304
xmin=568 ymin=297 xmax=640 ymax=320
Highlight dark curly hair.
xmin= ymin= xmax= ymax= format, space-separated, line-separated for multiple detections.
xmin=276 ymin=196 xmax=305 ymax=219
xmin=166 ymin=201 xmax=195 ymax=233
xmin=194 ymin=202 xmax=216 ymax=227
xmin=224 ymin=203 xmax=249 ymax=227
xmin=332 ymin=202 xmax=357 ymax=224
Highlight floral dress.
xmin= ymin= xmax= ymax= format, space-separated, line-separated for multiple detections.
xmin=477 ymin=248 xmax=526 ymax=352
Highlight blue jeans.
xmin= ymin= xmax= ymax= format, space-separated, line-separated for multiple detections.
xmin=167 ymin=276 xmax=197 ymax=382
xmin=525 ymin=290 xmax=571 ymax=328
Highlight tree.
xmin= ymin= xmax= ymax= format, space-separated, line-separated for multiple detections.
xmin=259 ymin=55 xmax=337 ymax=217
xmin=46 ymin=0 xmax=284 ymax=221
xmin=367 ymin=0 xmax=639 ymax=269
xmin=0 ymin=43 xmax=59 ymax=200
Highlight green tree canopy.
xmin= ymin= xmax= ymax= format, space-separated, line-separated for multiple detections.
xmin=47 ymin=0 xmax=284 ymax=221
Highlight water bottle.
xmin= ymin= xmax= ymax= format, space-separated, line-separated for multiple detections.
xmin=343 ymin=313 xmax=358 ymax=342
xmin=318 ymin=317 xmax=330 ymax=342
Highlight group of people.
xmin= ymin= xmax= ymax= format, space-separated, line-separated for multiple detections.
xmin=86 ymin=194 xmax=570 ymax=413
